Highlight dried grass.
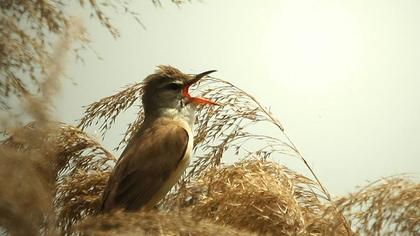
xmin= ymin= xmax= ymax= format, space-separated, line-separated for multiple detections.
xmin=2 ymin=73 xmax=419 ymax=236
xmin=0 ymin=146 xmax=55 ymax=236
xmin=1 ymin=120 xmax=117 ymax=235
xmin=78 ymin=74 xmax=352 ymax=233
xmin=1 ymin=2 xmax=419 ymax=235
xmin=167 ymin=160 xmax=307 ymax=234
xmin=163 ymin=159 xmax=348 ymax=235
xmin=0 ymin=15 xmax=84 ymax=235
xmin=78 ymin=210 xmax=255 ymax=236
xmin=75 ymin=72 xmax=419 ymax=235
xmin=1 ymin=0 xmax=187 ymax=107
xmin=0 ymin=12 xmax=113 ymax=234
xmin=336 ymin=176 xmax=420 ymax=235
xmin=51 ymin=123 xmax=116 ymax=234
xmin=1 ymin=0 xmax=87 ymax=107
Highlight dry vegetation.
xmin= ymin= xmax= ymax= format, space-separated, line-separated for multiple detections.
xmin=0 ymin=0 xmax=183 ymax=109
xmin=1 ymin=1 xmax=419 ymax=236
xmin=78 ymin=210 xmax=255 ymax=236
xmin=337 ymin=176 xmax=420 ymax=235
xmin=1 ymin=72 xmax=419 ymax=235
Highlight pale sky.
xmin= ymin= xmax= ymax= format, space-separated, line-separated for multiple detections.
xmin=57 ymin=0 xmax=420 ymax=196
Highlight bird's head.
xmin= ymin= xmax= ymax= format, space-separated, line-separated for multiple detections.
xmin=142 ymin=65 xmax=218 ymax=118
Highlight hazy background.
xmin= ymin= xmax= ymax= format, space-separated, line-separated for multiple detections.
xmin=56 ymin=0 xmax=420 ymax=195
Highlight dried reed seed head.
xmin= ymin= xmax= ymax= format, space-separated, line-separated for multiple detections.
xmin=193 ymin=160 xmax=305 ymax=235
xmin=335 ymin=176 xmax=420 ymax=235
xmin=55 ymin=170 xmax=113 ymax=234
xmin=1 ymin=121 xmax=117 ymax=235
xmin=1 ymin=0 xmax=188 ymax=107
xmin=164 ymin=159 xmax=351 ymax=235
xmin=77 ymin=210 xmax=255 ymax=236
xmin=0 ymin=146 xmax=56 ymax=236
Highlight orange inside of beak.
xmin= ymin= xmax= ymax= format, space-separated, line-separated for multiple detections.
xmin=182 ymin=84 xmax=219 ymax=106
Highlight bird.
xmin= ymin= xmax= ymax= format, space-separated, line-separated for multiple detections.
xmin=100 ymin=65 xmax=218 ymax=213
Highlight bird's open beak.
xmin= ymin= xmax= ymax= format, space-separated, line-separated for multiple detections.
xmin=183 ymin=70 xmax=219 ymax=105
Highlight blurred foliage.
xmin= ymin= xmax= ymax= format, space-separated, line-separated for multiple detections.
xmin=0 ymin=0 xmax=186 ymax=109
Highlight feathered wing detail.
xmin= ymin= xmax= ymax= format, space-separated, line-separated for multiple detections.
xmin=100 ymin=119 xmax=189 ymax=212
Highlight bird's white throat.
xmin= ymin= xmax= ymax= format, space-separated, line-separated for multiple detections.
xmin=156 ymin=105 xmax=196 ymax=129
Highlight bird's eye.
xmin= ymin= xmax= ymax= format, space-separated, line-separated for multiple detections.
xmin=164 ymin=83 xmax=182 ymax=91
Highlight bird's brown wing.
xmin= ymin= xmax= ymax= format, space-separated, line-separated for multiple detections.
xmin=100 ymin=120 xmax=189 ymax=212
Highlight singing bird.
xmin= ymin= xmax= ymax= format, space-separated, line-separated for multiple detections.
xmin=100 ymin=65 xmax=218 ymax=212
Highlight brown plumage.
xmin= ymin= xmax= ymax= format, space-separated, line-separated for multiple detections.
xmin=100 ymin=66 xmax=217 ymax=212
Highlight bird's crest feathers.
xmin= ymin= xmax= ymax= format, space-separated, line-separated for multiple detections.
xmin=143 ymin=65 xmax=190 ymax=86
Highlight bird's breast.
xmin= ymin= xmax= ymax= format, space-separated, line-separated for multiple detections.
xmin=144 ymin=130 xmax=193 ymax=209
